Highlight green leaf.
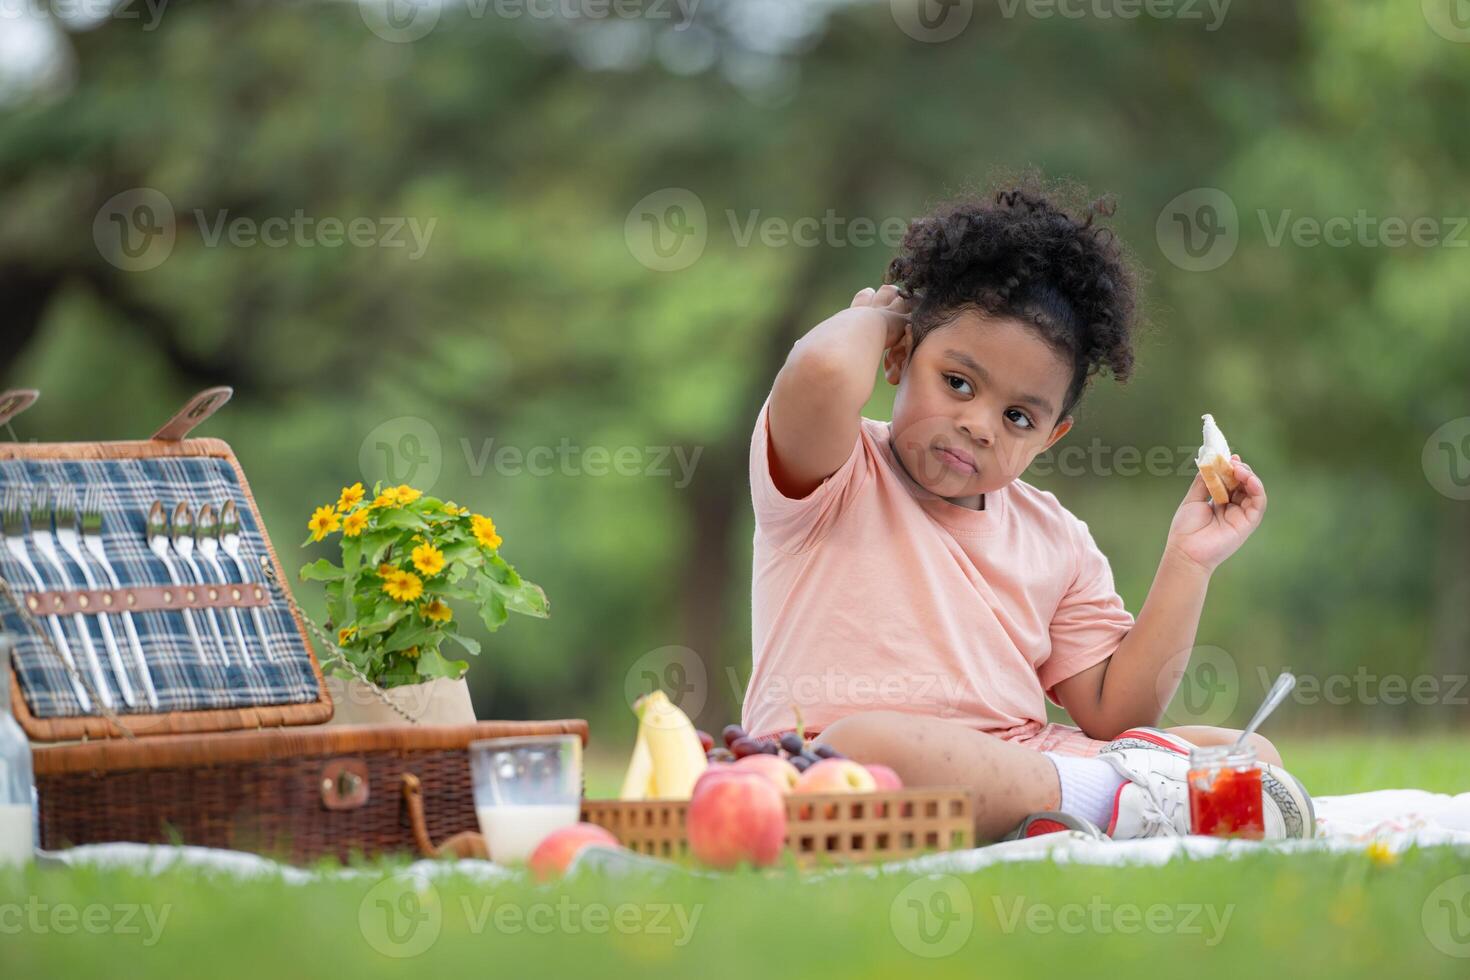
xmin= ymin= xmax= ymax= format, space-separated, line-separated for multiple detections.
xmin=363 ymin=529 xmax=399 ymax=566
xmin=444 ymin=631 xmax=481 ymax=656
xmin=416 ymin=646 xmax=467 ymax=680
xmin=378 ymin=509 xmax=429 ymax=531
xmin=382 ymin=620 xmax=436 ymax=653
xmin=476 ymin=584 xmax=509 ymax=632
xmin=356 ymin=602 xmax=410 ymax=637
xmin=299 ymin=558 xmax=345 ymax=582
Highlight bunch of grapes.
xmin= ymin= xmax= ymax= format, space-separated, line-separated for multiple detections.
xmin=695 ymin=725 xmax=846 ymax=772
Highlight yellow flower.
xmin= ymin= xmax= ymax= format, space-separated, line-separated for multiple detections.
xmin=370 ymin=493 xmax=395 ymax=509
xmin=411 ymin=542 xmax=445 ymax=577
xmin=381 ymin=569 xmax=424 ymax=603
xmin=336 ymin=482 xmax=365 ymax=511
xmin=471 ymin=514 xmax=502 ymax=550
xmin=402 ymin=645 xmax=421 ymax=660
xmin=442 ymin=502 xmax=468 ymax=516
xmin=421 ymin=600 xmax=453 ymax=623
xmin=390 ymin=485 xmax=422 ymax=506
xmin=342 ymin=510 xmax=368 ymax=537
xmin=377 ymin=562 xmax=397 ymax=577
xmin=337 ymin=625 xmax=358 ymax=645
xmin=1366 ymin=841 xmax=1397 ymax=867
xmin=307 ymin=505 xmax=341 ymax=542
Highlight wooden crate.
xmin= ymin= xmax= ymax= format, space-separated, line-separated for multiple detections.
xmin=582 ymin=787 xmax=973 ymax=865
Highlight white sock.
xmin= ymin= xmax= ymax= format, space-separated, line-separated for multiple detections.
xmin=1044 ymin=753 xmax=1127 ymax=829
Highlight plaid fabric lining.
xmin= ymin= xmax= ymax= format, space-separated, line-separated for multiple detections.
xmin=0 ymin=456 xmax=320 ymax=718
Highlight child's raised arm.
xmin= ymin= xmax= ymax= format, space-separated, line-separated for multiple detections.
xmin=767 ymin=284 xmax=911 ymax=500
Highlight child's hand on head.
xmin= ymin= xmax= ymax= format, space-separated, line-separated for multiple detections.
xmin=1165 ymin=454 xmax=1266 ymax=572
xmin=849 ymin=284 xmax=911 ymax=351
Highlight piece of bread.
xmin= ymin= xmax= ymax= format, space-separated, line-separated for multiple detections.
xmin=1195 ymin=413 xmax=1240 ymax=505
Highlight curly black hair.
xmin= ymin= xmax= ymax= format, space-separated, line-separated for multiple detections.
xmin=885 ymin=174 xmax=1143 ymax=422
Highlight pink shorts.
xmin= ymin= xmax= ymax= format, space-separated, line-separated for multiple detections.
xmin=755 ymin=720 xmax=1108 ymax=758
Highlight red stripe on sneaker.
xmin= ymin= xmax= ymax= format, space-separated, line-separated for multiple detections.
xmin=1115 ymin=729 xmax=1189 ymax=755
xmin=1024 ymin=819 xmax=1069 ymax=837
xmin=1105 ymin=781 xmax=1129 ymax=837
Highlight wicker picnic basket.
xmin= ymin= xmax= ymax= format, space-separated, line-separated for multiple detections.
xmin=0 ymin=387 xmax=587 ymax=864
xmin=582 ymin=789 xmax=974 ymax=866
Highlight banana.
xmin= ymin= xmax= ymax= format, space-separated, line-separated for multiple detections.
xmin=619 ymin=689 xmax=707 ymax=800
xmin=618 ymin=723 xmax=654 ymax=801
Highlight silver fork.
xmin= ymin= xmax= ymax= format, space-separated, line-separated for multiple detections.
xmin=54 ymin=489 xmax=137 ymax=708
xmin=218 ymin=499 xmax=273 ymax=663
xmin=78 ymin=488 xmax=159 ymax=709
xmin=146 ymin=500 xmax=209 ymax=664
xmin=28 ymin=487 xmax=115 ymax=709
xmin=171 ymin=502 xmax=230 ymax=667
xmin=197 ymin=503 xmax=252 ymax=669
xmin=0 ymin=489 xmax=93 ymax=711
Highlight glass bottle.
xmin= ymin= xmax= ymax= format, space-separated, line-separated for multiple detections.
xmin=0 ymin=638 xmax=36 ymax=867
xmin=1187 ymin=743 xmax=1264 ymax=839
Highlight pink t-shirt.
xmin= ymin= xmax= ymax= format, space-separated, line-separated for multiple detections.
xmin=743 ymin=391 xmax=1135 ymax=739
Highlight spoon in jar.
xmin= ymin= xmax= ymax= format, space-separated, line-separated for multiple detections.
xmin=1233 ymin=672 xmax=1296 ymax=751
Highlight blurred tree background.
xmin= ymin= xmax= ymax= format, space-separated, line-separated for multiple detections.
xmin=1 ymin=0 xmax=1466 ymax=740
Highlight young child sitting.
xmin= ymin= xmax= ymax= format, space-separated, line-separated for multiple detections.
xmin=741 ymin=178 xmax=1313 ymax=842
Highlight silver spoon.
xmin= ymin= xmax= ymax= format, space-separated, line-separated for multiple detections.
xmin=147 ymin=500 xmax=208 ymax=664
xmin=1234 ymin=671 xmax=1296 ymax=752
xmin=170 ymin=502 xmax=230 ymax=667
xmin=197 ymin=504 xmax=252 ymax=669
xmin=218 ymin=500 xmax=273 ymax=663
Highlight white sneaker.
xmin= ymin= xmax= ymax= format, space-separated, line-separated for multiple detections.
xmin=1103 ymin=727 xmax=1316 ymax=840
xmin=1097 ymin=745 xmax=1193 ymax=839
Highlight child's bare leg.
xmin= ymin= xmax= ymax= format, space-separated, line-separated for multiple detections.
xmin=1162 ymin=725 xmax=1282 ymax=765
xmin=819 ymin=710 xmax=1061 ymax=841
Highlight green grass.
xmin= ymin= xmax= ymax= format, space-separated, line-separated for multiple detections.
xmin=4 ymin=736 xmax=1467 ymax=978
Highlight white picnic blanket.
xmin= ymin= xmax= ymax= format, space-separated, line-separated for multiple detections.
xmin=36 ymin=790 xmax=1470 ymax=881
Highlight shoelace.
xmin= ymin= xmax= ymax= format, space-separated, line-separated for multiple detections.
xmin=1101 ymin=753 xmax=1186 ymax=837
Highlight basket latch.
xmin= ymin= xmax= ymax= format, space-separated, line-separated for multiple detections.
xmin=152 ymin=386 xmax=233 ymax=442
xmin=320 ymin=758 xmax=370 ymax=810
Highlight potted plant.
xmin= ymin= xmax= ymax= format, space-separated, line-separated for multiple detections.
xmin=300 ymin=481 xmax=548 ymax=725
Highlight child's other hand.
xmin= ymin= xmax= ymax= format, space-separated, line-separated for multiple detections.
xmin=1165 ymin=454 xmax=1266 ymax=573
xmin=850 ymin=284 xmax=912 ymax=350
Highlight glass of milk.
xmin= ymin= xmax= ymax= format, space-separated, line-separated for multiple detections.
xmin=469 ymin=734 xmax=581 ymax=864
xmin=0 ymin=637 xmax=36 ymax=868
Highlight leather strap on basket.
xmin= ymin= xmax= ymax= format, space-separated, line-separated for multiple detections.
xmin=18 ymin=583 xmax=270 ymax=617
xmin=0 ymin=389 xmax=40 ymax=431
xmin=401 ymin=772 xmax=489 ymax=860
xmin=152 ymin=387 xmax=233 ymax=442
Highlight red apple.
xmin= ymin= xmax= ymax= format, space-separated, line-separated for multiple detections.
xmin=527 ymin=823 xmax=621 ymax=881
xmin=794 ymin=757 xmax=877 ymax=794
xmin=733 ymin=753 xmax=801 ymax=794
xmin=686 ymin=770 xmax=786 ymax=869
xmin=864 ymin=764 xmax=903 ymax=817
xmin=793 ymin=758 xmax=878 ymax=819
xmin=866 ymin=764 xmax=903 ymax=790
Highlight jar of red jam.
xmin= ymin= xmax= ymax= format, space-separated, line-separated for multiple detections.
xmin=1187 ymin=745 xmax=1265 ymax=839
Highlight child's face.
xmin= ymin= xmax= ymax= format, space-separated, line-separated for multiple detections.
xmin=883 ymin=310 xmax=1075 ymax=506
